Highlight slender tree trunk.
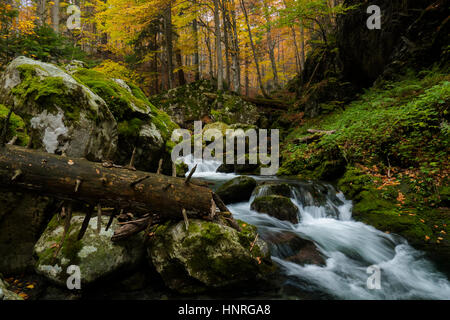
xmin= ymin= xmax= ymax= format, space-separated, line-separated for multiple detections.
xmin=299 ymin=23 xmax=306 ymax=71
xmin=192 ymin=10 xmax=200 ymax=81
xmin=176 ymin=50 xmax=186 ymax=86
xmin=230 ymin=0 xmax=241 ymax=93
xmin=221 ymin=0 xmax=231 ymax=88
xmin=213 ymin=0 xmax=224 ymax=91
xmin=164 ymin=3 xmax=174 ymax=89
xmin=239 ymin=0 xmax=268 ymax=98
xmin=263 ymin=0 xmax=279 ymax=89
xmin=37 ymin=0 xmax=46 ymax=26
xmin=205 ymin=32 xmax=214 ymax=80
xmin=51 ymin=0 xmax=60 ymax=33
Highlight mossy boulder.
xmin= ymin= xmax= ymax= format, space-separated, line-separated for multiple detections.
xmin=0 ymin=191 xmax=55 ymax=274
xmin=34 ymin=213 xmax=145 ymax=287
xmin=216 ymin=176 xmax=257 ymax=204
xmin=0 ymin=104 xmax=30 ymax=146
xmin=73 ymin=68 xmax=178 ymax=172
xmin=152 ymin=80 xmax=259 ymax=128
xmin=0 ymin=277 xmax=23 ymax=300
xmin=147 ymin=219 xmax=274 ymax=294
xmin=252 ymin=183 xmax=292 ymax=198
xmin=0 ymin=56 xmax=117 ymax=161
xmin=251 ymin=195 xmax=299 ymax=224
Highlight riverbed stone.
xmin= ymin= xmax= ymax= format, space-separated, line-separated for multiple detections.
xmin=252 ymin=183 xmax=292 ymax=198
xmin=147 ymin=219 xmax=274 ymax=294
xmin=216 ymin=176 xmax=257 ymax=204
xmin=251 ymin=195 xmax=300 ymax=224
xmin=34 ymin=213 xmax=145 ymax=287
xmin=263 ymin=232 xmax=325 ymax=266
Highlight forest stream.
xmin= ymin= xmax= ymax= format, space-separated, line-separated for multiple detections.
xmin=180 ymin=156 xmax=450 ymax=300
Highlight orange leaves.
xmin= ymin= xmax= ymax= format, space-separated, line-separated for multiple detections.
xmin=396 ymin=192 xmax=405 ymax=206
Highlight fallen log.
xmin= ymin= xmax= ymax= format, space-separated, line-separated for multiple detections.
xmin=0 ymin=145 xmax=222 ymax=222
xmin=306 ymin=129 xmax=336 ymax=135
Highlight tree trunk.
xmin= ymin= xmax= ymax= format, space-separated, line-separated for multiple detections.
xmin=164 ymin=3 xmax=174 ymax=89
xmin=213 ymin=0 xmax=223 ymax=91
xmin=239 ymin=0 xmax=269 ymax=98
xmin=0 ymin=146 xmax=223 ymax=220
xmin=263 ymin=0 xmax=279 ymax=90
xmin=192 ymin=6 xmax=200 ymax=81
xmin=51 ymin=0 xmax=60 ymax=34
xmin=221 ymin=0 xmax=231 ymax=88
xmin=230 ymin=0 xmax=241 ymax=93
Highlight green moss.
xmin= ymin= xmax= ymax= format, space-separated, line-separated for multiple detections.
xmin=0 ymin=104 xmax=29 ymax=146
xmin=74 ymin=68 xmax=178 ymax=141
xmin=11 ymin=64 xmax=94 ymax=122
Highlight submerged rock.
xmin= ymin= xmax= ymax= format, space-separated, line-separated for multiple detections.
xmin=0 ymin=56 xmax=117 ymax=161
xmin=147 ymin=220 xmax=274 ymax=294
xmin=252 ymin=183 xmax=292 ymax=198
xmin=251 ymin=195 xmax=299 ymax=224
xmin=216 ymin=176 xmax=257 ymax=204
xmin=263 ymin=232 xmax=325 ymax=266
xmin=34 ymin=214 xmax=145 ymax=287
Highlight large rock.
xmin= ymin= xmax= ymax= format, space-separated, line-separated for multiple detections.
xmin=216 ymin=176 xmax=257 ymax=204
xmin=0 ymin=277 xmax=23 ymax=300
xmin=152 ymin=80 xmax=260 ymax=128
xmin=251 ymin=195 xmax=299 ymax=224
xmin=73 ymin=68 xmax=178 ymax=172
xmin=0 ymin=192 xmax=55 ymax=274
xmin=263 ymin=232 xmax=325 ymax=266
xmin=0 ymin=56 xmax=117 ymax=161
xmin=147 ymin=219 xmax=274 ymax=294
xmin=252 ymin=183 xmax=292 ymax=198
xmin=34 ymin=214 xmax=145 ymax=287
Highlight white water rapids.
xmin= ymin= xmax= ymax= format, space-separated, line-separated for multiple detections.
xmin=181 ymin=156 xmax=450 ymax=300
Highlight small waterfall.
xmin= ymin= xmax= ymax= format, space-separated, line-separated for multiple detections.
xmin=177 ymin=158 xmax=450 ymax=299
xmin=229 ymin=180 xmax=450 ymax=300
xmin=179 ymin=154 xmax=235 ymax=179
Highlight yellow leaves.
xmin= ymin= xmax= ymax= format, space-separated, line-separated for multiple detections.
xmin=420 ymin=219 xmax=425 ymax=223
xmin=425 ymin=235 xmax=430 ymax=241
xmin=26 ymin=284 xmax=34 ymax=289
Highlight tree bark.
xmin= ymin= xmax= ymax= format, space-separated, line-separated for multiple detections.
xmin=0 ymin=146 xmax=222 ymax=221
xmin=213 ymin=0 xmax=224 ymax=91
xmin=240 ymin=0 xmax=269 ymax=98
xmin=164 ymin=3 xmax=174 ymax=89
xmin=51 ymin=0 xmax=60 ymax=34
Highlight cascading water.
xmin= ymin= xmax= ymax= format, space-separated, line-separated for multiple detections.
xmin=182 ymin=156 xmax=450 ymax=300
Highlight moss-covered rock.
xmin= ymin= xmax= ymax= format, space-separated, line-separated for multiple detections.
xmin=34 ymin=213 xmax=145 ymax=287
xmin=216 ymin=176 xmax=257 ymax=204
xmin=251 ymin=195 xmax=299 ymax=224
xmin=0 ymin=191 xmax=55 ymax=275
xmin=147 ymin=219 xmax=274 ymax=294
xmin=152 ymin=80 xmax=259 ymax=128
xmin=0 ymin=56 xmax=117 ymax=161
xmin=73 ymin=68 xmax=178 ymax=172
xmin=252 ymin=183 xmax=292 ymax=198
xmin=0 ymin=104 xmax=30 ymax=146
